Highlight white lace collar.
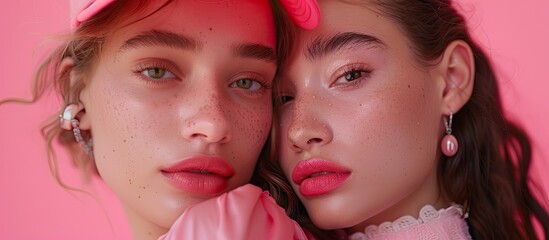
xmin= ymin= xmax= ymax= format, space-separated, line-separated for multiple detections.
xmin=348 ymin=204 xmax=471 ymax=240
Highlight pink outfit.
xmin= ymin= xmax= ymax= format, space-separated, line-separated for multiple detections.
xmin=158 ymin=184 xmax=308 ymax=240
xmin=348 ymin=205 xmax=472 ymax=240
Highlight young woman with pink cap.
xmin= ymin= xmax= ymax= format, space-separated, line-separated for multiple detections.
xmin=3 ymin=0 xmax=320 ymax=239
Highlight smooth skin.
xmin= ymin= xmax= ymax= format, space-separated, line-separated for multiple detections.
xmin=277 ymin=0 xmax=474 ymax=234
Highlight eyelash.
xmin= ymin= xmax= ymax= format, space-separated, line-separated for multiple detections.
xmin=278 ymin=94 xmax=294 ymax=105
xmin=133 ymin=60 xmax=179 ymax=85
xmin=132 ymin=60 xmax=272 ymax=98
xmin=230 ymin=73 xmax=272 ymax=96
xmin=277 ymin=64 xmax=373 ymax=105
xmin=331 ymin=64 xmax=373 ymax=89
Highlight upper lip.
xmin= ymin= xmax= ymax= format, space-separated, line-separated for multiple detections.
xmin=291 ymin=157 xmax=351 ymax=185
xmin=161 ymin=155 xmax=235 ymax=178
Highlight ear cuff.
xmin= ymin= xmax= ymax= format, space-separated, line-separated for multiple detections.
xmin=60 ymin=103 xmax=94 ymax=158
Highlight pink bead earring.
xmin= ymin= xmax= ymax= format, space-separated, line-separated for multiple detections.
xmin=441 ymin=113 xmax=458 ymax=157
xmin=59 ymin=103 xmax=94 ymax=158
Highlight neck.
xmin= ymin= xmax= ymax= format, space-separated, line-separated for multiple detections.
xmin=348 ymin=167 xmax=450 ymax=234
xmin=124 ymin=206 xmax=168 ymax=240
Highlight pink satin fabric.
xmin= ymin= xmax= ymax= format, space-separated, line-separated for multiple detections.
xmin=158 ymin=184 xmax=308 ymax=240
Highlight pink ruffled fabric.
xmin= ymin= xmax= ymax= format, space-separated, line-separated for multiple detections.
xmin=158 ymin=184 xmax=307 ymax=240
xmin=348 ymin=205 xmax=472 ymax=240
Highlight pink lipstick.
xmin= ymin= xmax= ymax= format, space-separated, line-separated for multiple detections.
xmin=291 ymin=158 xmax=351 ymax=197
xmin=161 ymin=155 xmax=235 ymax=195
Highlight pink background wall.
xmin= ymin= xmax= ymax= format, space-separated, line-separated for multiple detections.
xmin=1 ymin=0 xmax=547 ymax=239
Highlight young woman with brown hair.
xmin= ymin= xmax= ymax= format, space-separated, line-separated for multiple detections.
xmin=260 ymin=0 xmax=549 ymax=239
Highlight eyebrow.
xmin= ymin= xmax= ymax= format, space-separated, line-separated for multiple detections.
xmin=119 ymin=30 xmax=200 ymax=52
xmin=118 ymin=30 xmax=276 ymax=62
xmin=232 ymin=43 xmax=277 ymax=63
xmin=306 ymin=32 xmax=386 ymax=60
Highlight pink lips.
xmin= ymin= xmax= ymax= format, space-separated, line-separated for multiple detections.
xmin=291 ymin=158 xmax=351 ymax=197
xmin=161 ymin=155 xmax=235 ymax=195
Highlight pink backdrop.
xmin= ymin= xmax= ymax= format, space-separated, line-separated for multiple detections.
xmin=1 ymin=1 xmax=548 ymax=239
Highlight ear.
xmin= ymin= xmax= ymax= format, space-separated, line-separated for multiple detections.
xmin=58 ymin=57 xmax=92 ymax=131
xmin=436 ymin=40 xmax=475 ymax=115
xmin=58 ymin=57 xmax=75 ymax=80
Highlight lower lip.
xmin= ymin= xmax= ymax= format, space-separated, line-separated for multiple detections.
xmin=299 ymin=173 xmax=350 ymax=197
xmin=161 ymin=172 xmax=229 ymax=195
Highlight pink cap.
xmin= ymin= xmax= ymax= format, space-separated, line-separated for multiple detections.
xmin=72 ymin=0 xmax=115 ymax=28
xmin=279 ymin=0 xmax=320 ymax=30
xmin=71 ymin=0 xmax=320 ymax=30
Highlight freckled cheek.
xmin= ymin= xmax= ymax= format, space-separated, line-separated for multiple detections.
xmin=233 ymin=104 xmax=272 ymax=148
xmin=377 ymin=83 xmax=429 ymax=129
xmin=90 ymin=83 xmax=146 ymax=169
xmin=393 ymin=84 xmax=438 ymax=144
xmin=352 ymin=84 xmax=436 ymax=173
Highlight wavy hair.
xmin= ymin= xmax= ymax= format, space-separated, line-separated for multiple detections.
xmin=4 ymin=0 xmax=292 ymax=199
xmin=258 ymin=0 xmax=549 ymax=239
xmin=370 ymin=1 xmax=549 ymax=238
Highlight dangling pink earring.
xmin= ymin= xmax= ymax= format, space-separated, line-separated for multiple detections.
xmin=441 ymin=113 xmax=458 ymax=157
xmin=60 ymin=103 xmax=94 ymax=158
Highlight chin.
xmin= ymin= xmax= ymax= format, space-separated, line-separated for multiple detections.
xmin=307 ymin=206 xmax=353 ymax=230
xmin=311 ymin=217 xmax=351 ymax=230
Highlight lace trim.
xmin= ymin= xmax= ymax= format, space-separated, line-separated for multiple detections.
xmin=354 ymin=204 xmax=467 ymax=239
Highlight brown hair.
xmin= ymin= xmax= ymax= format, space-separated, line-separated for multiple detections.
xmin=370 ymin=1 xmax=549 ymax=239
xmin=3 ymin=0 xmax=291 ymax=196
xmin=250 ymin=1 xmax=344 ymax=239
xmin=260 ymin=0 xmax=549 ymax=239
xmin=9 ymin=0 xmax=163 ymax=187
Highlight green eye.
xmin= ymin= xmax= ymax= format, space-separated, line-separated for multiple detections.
xmin=235 ymin=79 xmax=255 ymax=89
xmin=145 ymin=68 xmax=167 ymax=79
xmin=229 ymin=74 xmax=266 ymax=92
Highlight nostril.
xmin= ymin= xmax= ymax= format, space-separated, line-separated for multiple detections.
xmin=292 ymin=144 xmax=303 ymax=153
xmin=306 ymin=138 xmax=323 ymax=144
xmin=217 ymin=136 xmax=230 ymax=144
xmin=191 ymin=133 xmax=207 ymax=139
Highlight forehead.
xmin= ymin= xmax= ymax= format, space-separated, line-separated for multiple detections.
xmin=106 ymin=0 xmax=276 ymax=49
xmin=295 ymin=0 xmax=405 ymax=54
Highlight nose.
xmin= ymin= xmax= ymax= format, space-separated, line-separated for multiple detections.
xmin=181 ymin=91 xmax=232 ymax=144
xmin=286 ymin=95 xmax=332 ymax=152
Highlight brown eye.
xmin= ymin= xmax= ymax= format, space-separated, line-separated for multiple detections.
xmin=279 ymin=95 xmax=294 ymax=104
xmin=333 ymin=66 xmax=372 ymax=87
xmin=344 ymin=70 xmax=363 ymax=81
